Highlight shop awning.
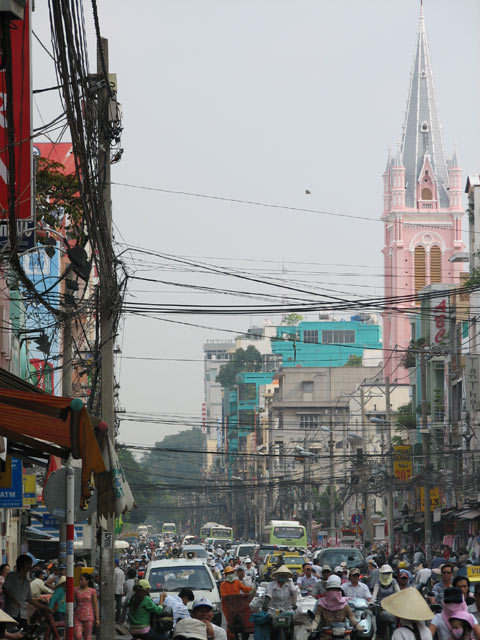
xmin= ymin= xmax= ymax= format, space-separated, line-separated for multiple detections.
xmin=0 ymin=375 xmax=106 ymax=508
xmin=458 ymin=509 xmax=480 ymax=520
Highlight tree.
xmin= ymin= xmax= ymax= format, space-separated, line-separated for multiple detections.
xmin=344 ymin=354 xmax=363 ymax=367
xmin=312 ymin=486 xmax=342 ymax=523
xmin=118 ymin=447 xmax=178 ymax=526
xmin=143 ymin=427 xmax=206 ymax=489
xmin=216 ymin=346 xmax=262 ymax=387
xmin=35 ymin=157 xmax=83 ymax=235
xmin=396 ymin=402 xmax=417 ymax=429
xmin=281 ymin=313 xmax=304 ymax=326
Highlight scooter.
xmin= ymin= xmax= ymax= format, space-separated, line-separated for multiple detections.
xmin=310 ymin=622 xmax=353 ymax=640
xmin=348 ymin=598 xmax=374 ymax=640
xmin=292 ymin=596 xmax=317 ymax=640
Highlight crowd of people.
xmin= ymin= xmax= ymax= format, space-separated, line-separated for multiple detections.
xmin=0 ymin=540 xmax=477 ymax=640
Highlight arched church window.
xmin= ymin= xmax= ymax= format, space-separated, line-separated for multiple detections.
xmin=414 ymin=246 xmax=426 ymax=293
xmin=430 ymin=246 xmax=442 ymax=284
xmin=421 ymin=187 xmax=432 ymax=200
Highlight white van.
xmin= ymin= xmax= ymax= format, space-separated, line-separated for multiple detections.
xmin=145 ymin=558 xmax=222 ymax=625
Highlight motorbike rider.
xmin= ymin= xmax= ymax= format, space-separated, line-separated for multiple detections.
xmin=343 ymin=569 xmax=372 ymax=601
xmin=367 ymin=560 xmax=380 ymax=589
xmin=429 ymin=587 xmax=480 ymax=640
xmin=373 ymin=565 xmax=399 ymax=640
xmin=381 ymin=587 xmax=434 ymax=640
xmin=262 ymin=566 xmax=297 ymax=612
xmin=430 ymin=563 xmax=454 ymax=605
xmin=312 ymin=566 xmax=332 ymax=597
xmin=312 ymin=575 xmax=363 ymax=636
xmin=397 ymin=571 xmax=410 ymax=591
xmin=298 ymin=564 xmax=319 ymax=594
xmin=243 ymin=558 xmax=257 ymax=583
xmin=467 ymin=583 xmax=480 ymax=623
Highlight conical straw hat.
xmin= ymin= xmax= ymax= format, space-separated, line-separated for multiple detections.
xmin=0 ymin=609 xmax=16 ymax=623
xmin=381 ymin=588 xmax=433 ymax=621
xmin=272 ymin=565 xmax=292 ymax=576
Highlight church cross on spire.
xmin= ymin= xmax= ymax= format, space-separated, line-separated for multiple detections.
xmin=400 ymin=2 xmax=449 ymax=207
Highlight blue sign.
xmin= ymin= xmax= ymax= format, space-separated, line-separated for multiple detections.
xmin=42 ymin=514 xmax=60 ymax=528
xmin=0 ymin=219 xmax=36 ymax=251
xmin=0 ymin=458 xmax=23 ymax=507
xmin=351 ymin=513 xmax=363 ymax=525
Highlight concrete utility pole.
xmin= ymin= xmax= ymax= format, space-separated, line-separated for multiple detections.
xmin=329 ymin=410 xmax=335 ymax=538
xmin=360 ymin=387 xmax=372 ymax=543
xmin=385 ymin=377 xmax=395 ymax=556
xmin=420 ymin=350 xmax=432 ymax=564
xmin=97 ymin=37 xmax=116 ymax=640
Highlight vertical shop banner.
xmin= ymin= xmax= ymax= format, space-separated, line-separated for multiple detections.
xmin=23 ymin=473 xmax=36 ymax=506
xmin=430 ymin=296 xmax=449 ymax=347
xmin=393 ymin=445 xmax=413 ymax=480
xmin=0 ymin=2 xmax=34 ymax=249
xmin=0 ymin=457 xmax=23 ymax=507
xmin=420 ymin=486 xmax=441 ymax=512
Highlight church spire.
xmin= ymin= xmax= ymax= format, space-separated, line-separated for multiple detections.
xmin=400 ymin=3 xmax=449 ymax=208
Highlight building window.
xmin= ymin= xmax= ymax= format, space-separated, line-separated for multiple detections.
xmin=304 ymin=330 xmax=319 ymax=343
xmin=300 ymin=414 xmax=321 ymax=429
xmin=322 ymin=330 xmax=355 ymax=344
xmin=302 ymin=381 xmax=313 ymax=393
xmin=414 ymin=245 xmax=426 ymax=293
xmin=430 ymin=246 xmax=442 ymax=283
xmin=421 ymin=187 xmax=432 ymax=200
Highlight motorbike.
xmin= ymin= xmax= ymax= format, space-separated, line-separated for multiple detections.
xmin=292 ymin=596 xmax=317 ymax=640
xmin=309 ymin=622 xmax=353 ymax=640
xmin=371 ymin=602 xmax=395 ymax=640
xmin=271 ymin=609 xmax=295 ymax=640
xmin=348 ymin=598 xmax=374 ymax=640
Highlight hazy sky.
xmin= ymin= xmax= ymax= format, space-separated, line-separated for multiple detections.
xmin=32 ymin=0 xmax=480 ymax=447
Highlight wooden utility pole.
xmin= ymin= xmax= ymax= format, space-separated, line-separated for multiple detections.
xmin=97 ymin=37 xmax=115 ymax=640
xmin=329 ymin=410 xmax=335 ymax=539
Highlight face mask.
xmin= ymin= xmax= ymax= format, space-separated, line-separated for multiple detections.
xmin=452 ymin=630 xmax=464 ymax=639
xmin=226 ymin=575 xmax=235 ymax=582
xmin=277 ymin=577 xmax=288 ymax=584
xmin=380 ymin=573 xmax=392 ymax=587
xmin=325 ymin=591 xmax=344 ymax=605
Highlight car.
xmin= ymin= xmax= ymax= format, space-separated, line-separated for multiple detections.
xmin=182 ymin=545 xmax=208 ymax=560
xmin=235 ymin=543 xmax=259 ymax=562
xmin=314 ymin=547 xmax=367 ymax=574
xmin=260 ymin=551 xmax=306 ymax=577
xmin=145 ymin=558 xmax=222 ymax=625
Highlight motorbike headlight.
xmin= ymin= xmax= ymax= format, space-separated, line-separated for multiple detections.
xmin=333 ymin=629 xmax=346 ymax=637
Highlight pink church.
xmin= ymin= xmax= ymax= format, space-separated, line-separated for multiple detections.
xmin=382 ymin=5 xmax=464 ymax=382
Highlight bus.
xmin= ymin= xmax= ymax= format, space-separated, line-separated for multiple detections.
xmin=161 ymin=522 xmax=177 ymax=535
xmin=200 ymin=522 xmax=233 ymax=542
xmin=262 ymin=520 xmax=307 ymax=548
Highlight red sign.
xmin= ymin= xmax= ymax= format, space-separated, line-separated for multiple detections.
xmin=201 ymin=402 xmax=207 ymax=434
xmin=0 ymin=3 xmax=32 ymax=220
xmin=432 ymin=298 xmax=448 ymax=346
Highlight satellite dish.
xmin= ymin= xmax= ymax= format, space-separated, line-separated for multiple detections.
xmin=43 ymin=467 xmax=97 ymax=522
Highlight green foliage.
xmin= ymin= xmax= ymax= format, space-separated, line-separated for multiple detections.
xmin=396 ymin=402 xmax=417 ymax=429
xmin=343 ymin=354 xmax=362 ymax=367
xmin=216 ymin=346 xmax=262 ymax=387
xmin=35 ymin=156 xmax=83 ymax=233
xmin=464 ymin=267 xmax=480 ymax=289
xmin=117 ymin=448 xmax=155 ymax=524
xmin=143 ymin=427 xmax=206 ymax=489
xmin=281 ymin=313 xmax=304 ymax=326
xmin=312 ymin=486 xmax=341 ymax=523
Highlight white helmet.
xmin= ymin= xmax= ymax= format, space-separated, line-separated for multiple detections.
xmin=326 ymin=574 xmax=343 ymax=589
xmin=379 ymin=564 xmax=393 ymax=573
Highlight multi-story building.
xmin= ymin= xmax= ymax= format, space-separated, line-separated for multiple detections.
xmin=382 ymin=5 xmax=465 ymax=382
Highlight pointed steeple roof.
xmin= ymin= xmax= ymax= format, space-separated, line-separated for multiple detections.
xmin=400 ymin=4 xmax=449 ymax=207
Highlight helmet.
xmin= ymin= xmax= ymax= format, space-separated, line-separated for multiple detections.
xmin=398 ymin=561 xmax=407 ymax=569
xmin=224 ymin=566 xmax=235 ymax=574
xmin=326 ymin=575 xmax=343 ymax=590
xmin=380 ymin=564 xmax=393 ymax=573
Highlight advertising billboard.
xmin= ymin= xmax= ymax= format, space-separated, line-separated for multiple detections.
xmin=0 ymin=2 xmax=33 ymax=248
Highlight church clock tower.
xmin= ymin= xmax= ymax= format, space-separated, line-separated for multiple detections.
xmin=382 ymin=4 xmax=464 ymax=381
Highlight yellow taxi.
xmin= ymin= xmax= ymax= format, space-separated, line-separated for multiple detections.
xmin=467 ymin=565 xmax=480 ymax=584
xmin=260 ymin=551 xmax=306 ymax=578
